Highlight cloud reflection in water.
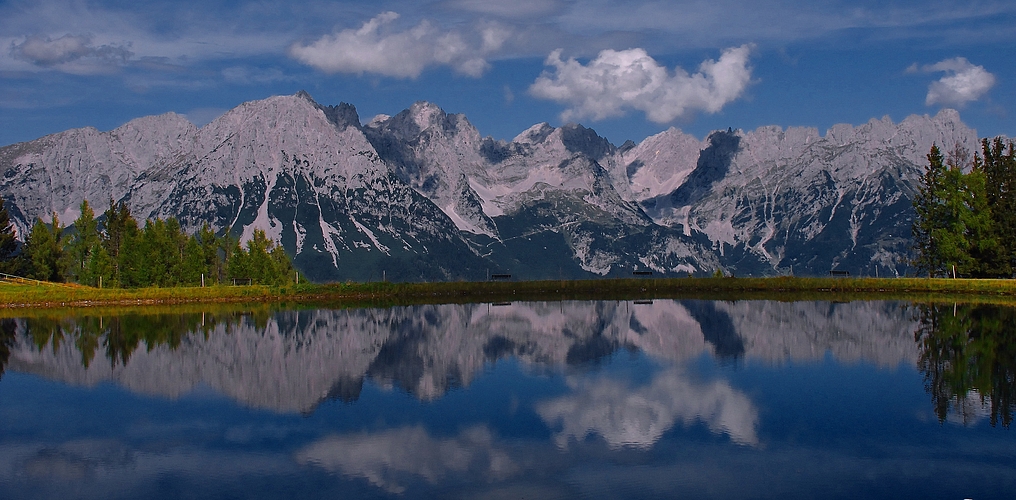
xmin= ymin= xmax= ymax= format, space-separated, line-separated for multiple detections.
xmin=295 ymin=426 xmax=518 ymax=493
xmin=537 ymin=369 xmax=758 ymax=449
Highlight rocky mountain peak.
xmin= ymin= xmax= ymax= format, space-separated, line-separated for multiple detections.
xmin=513 ymin=122 xmax=554 ymax=145
xmin=621 ymin=127 xmax=705 ymax=202
xmin=366 ymin=101 xmax=476 ymax=143
xmin=932 ymin=108 xmax=963 ymax=126
xmin=408 ymin=101 xmax=446 ymax=130
xmin=0 ymin=93 xmax=1000 ymax=282
xmin=559 ymin=123 xmax=615 ymax=160
xmin=315 ymin=100 xmax=361 ymax=131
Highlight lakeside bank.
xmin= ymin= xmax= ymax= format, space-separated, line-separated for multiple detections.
xmin=6 ymin=276 xmax=1016 ymax=313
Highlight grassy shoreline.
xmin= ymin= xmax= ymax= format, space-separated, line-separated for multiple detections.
xmin=6 ymin=276 xmax=1016 ymax=313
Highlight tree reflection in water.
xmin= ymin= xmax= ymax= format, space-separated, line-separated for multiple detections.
xmin=915 ymin=303 xmax=1016 ymax=427
xmin=0 ymin=319 xmax=15 ymax=380
xmin=19 ymin=310 xmax=266 ymax=369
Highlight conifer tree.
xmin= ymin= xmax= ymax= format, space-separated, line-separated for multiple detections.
xmin=0 ymin=199 xmax=17 ymax=272
xmin=199 ymin=224 xmax=224 ymax=283
xmin=24 ymin=213 xmax=65 ymax=282
xmin=913 ymin=145 xmax=948 ymax=276
xmin=181 ymin=235 xmax=206 ymax=285
xmin=101 ymin=198 xmax=136 ymax=285
xmin=114 ymin=213 xmax=143 ymax=288
xmin=962 ymin=155 xmax=1006 ymax=277
xmin=982 ymin=137 xmax=1016 ymax=275
xmin=227 ymin=229 xmax=296 ymax=286
xmin=63 ymin=200 xmax=103 ymax=285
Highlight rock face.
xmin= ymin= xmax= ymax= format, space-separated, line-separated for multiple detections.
xmin=636 ymin=112 xmax=980 ymax=275
xmin=0 ymin=92 xmax=984 ymax=280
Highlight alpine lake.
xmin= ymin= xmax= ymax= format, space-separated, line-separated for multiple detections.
xmin=1 ymin=297 xmax=1015 ymax=499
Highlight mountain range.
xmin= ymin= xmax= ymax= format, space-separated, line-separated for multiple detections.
xmin=0 ymin=91 xmax=982 ymax=281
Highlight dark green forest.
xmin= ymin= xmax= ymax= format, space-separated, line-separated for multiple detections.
xmin=0 ymin=198 xmax=298 ymax=287
xmin=912 ymin=137 xmax=1016 ymax=278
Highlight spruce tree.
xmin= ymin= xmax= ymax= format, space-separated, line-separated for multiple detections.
xmin=982 ymin=137 xmax=1016 ymax=275
xmin=64 ymin=200 xmax=102 ymax=285
xmin=913 ymin=145 xmax=948 ymax=276
xmin=226 ymin=229 xmax=296 ymax=286
xmin=101 ymin=198 xmax=136 ymax=285
xmin=198 ymin=224 xmax=223 ymax=284
xmin=181 ymin=235 xmax=206 ymax=285
xmin=0 ymin=199 xmax=17 ymax=271
xmin=24 ymin=214 xmax=65 ymax=282
xmin=963 ymin=159 xmax=1006 ymax=277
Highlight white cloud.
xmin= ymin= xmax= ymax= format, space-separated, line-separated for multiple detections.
xmin=529 ymin=45 xmax=753 ymax=123
xmin=289 ymin=11 xmax=508 ymax=79
xmin=919 ymin=57 xmax=995 ymax=107
xmin=10 ymin=34 xmax=132 ymax=74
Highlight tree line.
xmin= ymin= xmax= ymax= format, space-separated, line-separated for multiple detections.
xmin=912 ymin=137 xmax=1016 ymax=278
xmin=0 ymin=198 xmax=299 ymax=287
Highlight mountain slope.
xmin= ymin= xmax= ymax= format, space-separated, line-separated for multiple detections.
xmin=634 ymin=111 xmax=979 ymax=275
xmin=0 ymin=92 xmax=985 ymax=280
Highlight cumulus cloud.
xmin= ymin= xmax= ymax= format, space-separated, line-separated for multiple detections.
xmin=529 ymin=45 xmax=753 ymax=123
xmin=10 ymin=34 xmax=132 ymax=73
xmin=289 ymin=12 xmax=509 ymax=78
xmin=916 ymin=57 xmax=995 ymax=107
xmin=536 ymin=369 xmax=759 ymax=449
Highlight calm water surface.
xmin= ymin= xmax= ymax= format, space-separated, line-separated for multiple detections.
xmin=0 ymin=300 xmax=1014 ymax=499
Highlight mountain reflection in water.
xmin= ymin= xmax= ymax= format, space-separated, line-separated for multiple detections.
xmin=3 ymin=300 xmax=1016 ymax=499
xmin=8 ymin=301 xmax=918 ymax=412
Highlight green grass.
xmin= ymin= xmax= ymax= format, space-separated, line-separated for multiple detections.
xmin=5 ymin=276 xmax=1016 ymax=314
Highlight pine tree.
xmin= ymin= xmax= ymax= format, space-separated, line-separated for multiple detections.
xmin=85 ymin=244 xmax=114 ymax=288
xmin=226 ymin=229 xmax=296 ymax=286
xmin=24 ymin=214 xmax=65 ymax=282
xmin=982 ymin=137 xmax=1016 ymax=275
xmin=63 ymin=200 xmax=103 ymax=285
xmin=0 ymin=199 xmax=17 ymax=271
xmin=913 ymin=145 xmax=949 ymax=276
xmin=181 ymin=235 xmax=206 ymax=285
xmin=963 ymin=158 xmax=1006 ymax=277
xmin=198 ymin=224 xmax=224 ymax=284
xmin=115 ymin=215 xmax=144 ymax=288
xmin=101 ymin=198 xmax=136 ymax=285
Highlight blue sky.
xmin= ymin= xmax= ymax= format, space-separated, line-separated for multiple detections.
xmin=1 ymin=0 xmax=1013 ymax=147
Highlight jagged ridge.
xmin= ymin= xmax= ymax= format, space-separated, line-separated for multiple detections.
xmin=0 ymin=92 xmax=985 ymax=280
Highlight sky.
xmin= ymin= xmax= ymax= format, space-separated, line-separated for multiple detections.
xmin=1 ymin=0 xmax=1014 ymax=148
